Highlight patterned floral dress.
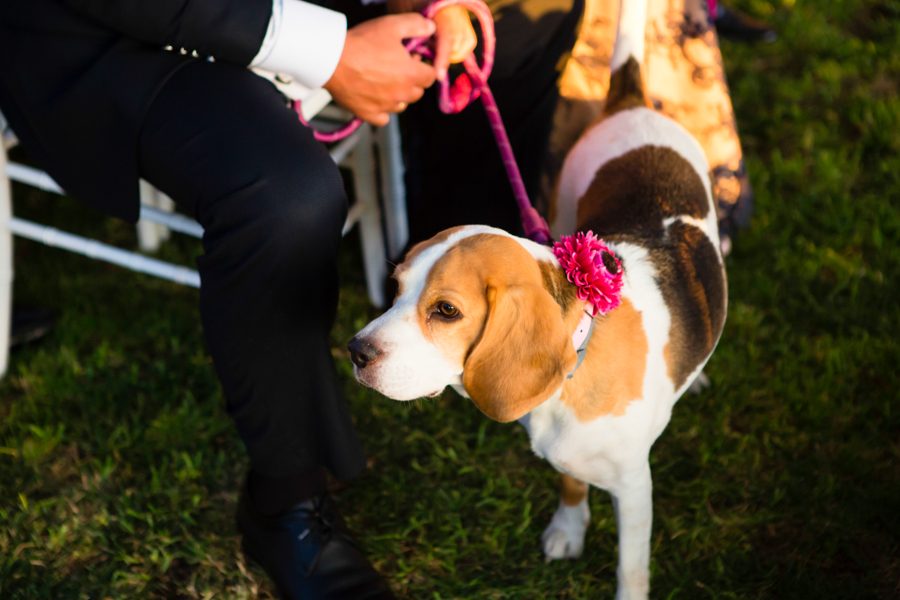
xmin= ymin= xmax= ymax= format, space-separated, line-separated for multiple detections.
xmin=547 ymin=0 xmax=753 ymax=252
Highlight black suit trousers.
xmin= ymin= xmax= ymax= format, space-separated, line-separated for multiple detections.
xmin=138 ymin=60 xmax=366 ymax=481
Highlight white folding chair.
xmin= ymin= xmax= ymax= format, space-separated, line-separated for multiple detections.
xmin=0 ymin=88 xmax=408 ymax=379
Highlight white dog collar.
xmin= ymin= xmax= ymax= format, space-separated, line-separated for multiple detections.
xmin=567 ymin=311 xmax=595 ymax=379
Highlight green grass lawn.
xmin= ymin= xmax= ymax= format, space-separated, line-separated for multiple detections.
xmin=2 ymin=0 xmax=899 ymax=597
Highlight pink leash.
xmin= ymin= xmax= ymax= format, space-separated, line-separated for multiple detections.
xmin=294 ymin=0 xmax=552 ymax=245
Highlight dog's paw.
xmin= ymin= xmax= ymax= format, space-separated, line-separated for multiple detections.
xmin=541 ymin=500 xmax=590 ymax=562
xmin=542 ymin=528 xmax=583 ymax=561
xmin=687 ymin=371 xmax=710 ymax=395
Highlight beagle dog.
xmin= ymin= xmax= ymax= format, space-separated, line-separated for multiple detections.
xmin=349 ymin=1 xmax=727 ymax=597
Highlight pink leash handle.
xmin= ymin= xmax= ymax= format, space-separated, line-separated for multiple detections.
xmin=419 ymin=0 xmax=494 ymax=113
xmin=294 ymin=0 xmax=493 ymax=140
xmin=295 ymin=0 xmax=552 ymax=245
xmin=293 ymin=101 xmax=363 ymax=143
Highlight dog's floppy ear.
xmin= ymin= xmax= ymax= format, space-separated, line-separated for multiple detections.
xmin=462 ymin=282 xmax=578 ymax=422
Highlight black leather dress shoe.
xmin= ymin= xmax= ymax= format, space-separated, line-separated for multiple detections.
xmin=237 ymin=484 xmax=396 ymax=600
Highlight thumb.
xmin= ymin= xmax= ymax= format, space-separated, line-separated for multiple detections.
xmin=389 ymin=13 xmax=437 ymax=39
xmin=433 ymin=23 xmax=452 ymax=80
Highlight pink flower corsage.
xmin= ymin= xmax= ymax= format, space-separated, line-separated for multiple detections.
xmin=552 ymin=232 xmax=624 ymax=316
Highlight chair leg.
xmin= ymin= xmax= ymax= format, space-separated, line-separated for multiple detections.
xmin=0 ymin=142 xmax=15 ymax=378
xmin=154 ymin=188 xmax=174 ymax=244
xmin=137 ymin=179 xmax=162 ymax=252
xmin=353 ymin=125 xmax=387 ymax=309
xmin=377 ymin=115 xmax=409 ymax=261
xmin=137 ymin=180 xmax=174 ymax=252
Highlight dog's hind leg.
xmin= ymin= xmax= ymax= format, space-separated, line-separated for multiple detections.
xmin=541 ymin=473 xmax=591 ymax=561
xmin=687 ymin=371 xmax=711 ymax=395
xmin=609 ymin=462 xmax=653 ymax=600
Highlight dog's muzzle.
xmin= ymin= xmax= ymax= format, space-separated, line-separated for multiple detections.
xmin=348 ymin=336 xmax=382 ymax=369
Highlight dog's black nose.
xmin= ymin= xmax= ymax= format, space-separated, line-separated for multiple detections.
xmin=348 ymin=337 xmax=381 ymax=369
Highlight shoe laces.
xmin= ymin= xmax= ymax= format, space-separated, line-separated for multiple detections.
xmin=296 ymin=494 xmax=355 ymax=578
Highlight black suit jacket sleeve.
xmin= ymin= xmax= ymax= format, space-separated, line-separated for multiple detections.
xmin=57 ymin=0 xmax=272 ymax=65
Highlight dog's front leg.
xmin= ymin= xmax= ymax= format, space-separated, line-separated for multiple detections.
xmin=610 ymin=463 xmax=653 ymax=600
xmin=542 ymin=473 xmax=590 ymax=561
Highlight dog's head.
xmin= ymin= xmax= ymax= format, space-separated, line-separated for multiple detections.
xmin=349 ymin=226 xmax=583 ymax=422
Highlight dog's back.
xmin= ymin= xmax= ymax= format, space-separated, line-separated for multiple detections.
xmin=552 ymin=0 xmax=727 ymax=395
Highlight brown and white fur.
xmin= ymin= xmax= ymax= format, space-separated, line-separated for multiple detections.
xmin=349 ymin=2 xmax=727 ymax=597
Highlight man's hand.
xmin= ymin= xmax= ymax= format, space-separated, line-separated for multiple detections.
xmin=433 ymin=6 xmax=477 ymax=81
xmin=324 ymin=14 xmax=437 ymax=127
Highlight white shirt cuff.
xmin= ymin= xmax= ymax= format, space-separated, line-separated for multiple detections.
xmin=250 ymin=0 xmax=347 ymax=90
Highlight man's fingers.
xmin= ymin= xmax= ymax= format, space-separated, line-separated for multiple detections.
xmin=410 ymin=59 xmax=437 ymax=88
xmin=433 ymin=7 xmax=475 ymax=79
xmin=453 ymin=25 xmax=477 ymax=62
xmin=389 ymin=13 xmax=436 ymax=40
xmin=388 ymin=101 xmax=408 ymax=113
xmin=407 ymin=87 xmax=425 ymax=104
xmin=326 ymin=13 xmax=439 ymax=126
xmin=433 ymin=27 xmax=453 ymax=80
xmin=363 ymin=111 xmax=390 ymax=127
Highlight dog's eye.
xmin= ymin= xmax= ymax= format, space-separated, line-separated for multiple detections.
xmin=437 ymin=302 xmax=459 ymax=318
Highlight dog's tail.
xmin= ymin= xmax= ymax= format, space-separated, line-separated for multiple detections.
xmin=604 ymin=0 xmax=651 ymax=116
